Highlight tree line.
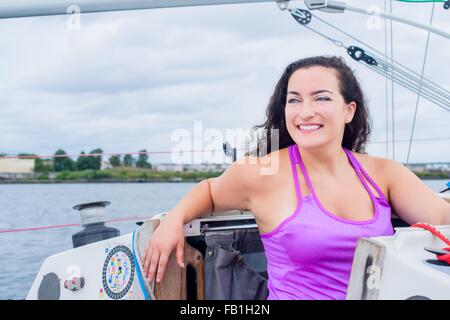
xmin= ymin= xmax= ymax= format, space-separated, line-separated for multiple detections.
xmin=14 ymin=149 xmax=152 ymax=172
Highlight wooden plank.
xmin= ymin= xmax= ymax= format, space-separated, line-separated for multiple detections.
xmin=183 ymin=241 xmax=205 ymax=300
xmin=138 ymin=219 xmax=203 ymax=300
xmin=154 ymin=239 xmax=204 ymax=300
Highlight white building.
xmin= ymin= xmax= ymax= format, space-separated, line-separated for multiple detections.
xmin=154 ymin=163 xmax=229 ymax=172
xmin=101 ymin=161 xmax=113 ymax=170
xmin=154 ymin=163 xmax=184 ymax=172
xmin=406 ymin=162 xmax=450 ymax=172
xmin=0 ymin=158 xmax=34 ymax=173
xmin=186 ymin=163 xmax=229 ymax=172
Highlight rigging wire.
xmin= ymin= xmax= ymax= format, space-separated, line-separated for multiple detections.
xmin=361 ymin=60 xmax=449 ymax=111
xmin=288 ymin=4 xmax=450 ymax=163
xmin=368 ymin=136 xmax=450 ymax=144
xmin=385 ymin=0 xmax=390 ymax=158
xmin=310 ymin=13 xmax=450 ymax=96
xmin=389 ymin=0 xmax=396 ymax=160
xmin=406 ymin=2 xmax=436 ymax=164
xmin=288 ymin=8 xmax=450 ymax=112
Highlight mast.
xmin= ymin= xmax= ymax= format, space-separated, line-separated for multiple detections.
xmin=0 ymin=0 xmax=448 ymax=39
xmin=0 ymin=0 xmax=276 ymax=19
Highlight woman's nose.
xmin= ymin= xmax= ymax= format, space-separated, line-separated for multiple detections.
xmin=299 ymin=101 xmax=315 ymax=118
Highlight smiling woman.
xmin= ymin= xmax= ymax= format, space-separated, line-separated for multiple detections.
xmin=243 ymin=56 xmax=395 ymax=299
xmin=252 ymin=56 xmax=370 ymax=155
xmin=142 ymin=55 xmax=450 ymax=300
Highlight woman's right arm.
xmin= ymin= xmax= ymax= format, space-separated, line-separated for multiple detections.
xmin=142 ymin=156 xmax=262 ymax=283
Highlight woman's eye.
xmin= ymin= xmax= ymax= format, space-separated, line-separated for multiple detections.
xmin=316 ymin=96 xmax=331 ymax=101
xmin=288 ymin=98 xmax=301 ymax=103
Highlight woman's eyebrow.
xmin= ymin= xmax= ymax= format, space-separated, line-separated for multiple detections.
xmin=311 ymin=89 xmax=334 ymax=95
xmin=287 ymin=89 xmax=334 ymax=96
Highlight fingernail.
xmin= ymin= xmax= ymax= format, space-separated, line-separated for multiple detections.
xmin=156 ymin=278 xmax=160 ymax=283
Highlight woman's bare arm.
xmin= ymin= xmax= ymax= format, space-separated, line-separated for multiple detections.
xmin=143 ymin=156 xmax=263 ymax=283
xmin=385 ymin=159 xmax=450 ymax=225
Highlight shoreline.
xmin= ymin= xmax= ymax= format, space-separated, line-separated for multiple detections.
xmin=0 ymin=179 xmax=201 ymax=184
xmin=0 ymin=175 xmax=448 ymax=184
xmin=0 ymin=168 xmax=224 ymax=184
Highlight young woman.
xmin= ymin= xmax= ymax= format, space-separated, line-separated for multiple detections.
xmin=142 ymin=56 xmax=450 ymax=300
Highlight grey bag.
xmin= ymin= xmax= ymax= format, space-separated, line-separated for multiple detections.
xmin=204 ymin=229 xmax=269 ymax=300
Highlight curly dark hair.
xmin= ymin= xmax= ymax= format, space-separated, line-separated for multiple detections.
xmin=249 ymin=56 xmax=371 ymax=156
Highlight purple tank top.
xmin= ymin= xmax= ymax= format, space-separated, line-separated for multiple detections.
xmin=260 ymin=144 xmax=395 ymax=300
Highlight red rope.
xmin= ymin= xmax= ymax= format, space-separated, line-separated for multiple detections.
xmin=0 ymin=215 xmax=152 ymax=234
xmin=411 ymin=222 xmax=450 ymax=264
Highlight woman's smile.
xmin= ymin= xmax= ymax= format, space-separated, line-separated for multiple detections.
xmin=297 ymin=124 xmax=323 ymax=134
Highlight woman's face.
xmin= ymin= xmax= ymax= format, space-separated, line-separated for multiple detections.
xmin=285 ymin=66 xmax=356 ymax=149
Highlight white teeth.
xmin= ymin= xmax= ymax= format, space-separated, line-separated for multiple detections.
xmin=298 ymin=125 xmax=322 ymax=131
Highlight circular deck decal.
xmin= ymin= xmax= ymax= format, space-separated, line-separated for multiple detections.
xmin=102 ymin=245 xmax=135 ymax=299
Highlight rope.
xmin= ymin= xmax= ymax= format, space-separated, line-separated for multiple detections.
xmin=411 ymin=222 xmax=450 ymax=264
xmin=0 ymin=215 xmax=153 ymax=234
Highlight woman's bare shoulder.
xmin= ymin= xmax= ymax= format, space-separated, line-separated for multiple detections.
xmin=231 ymin=146 xmax=290 ymax=192
xmin=208 ymin=151 xmax=286 ymax=213
xmin=348 ymin=151 xmax=400 ymax=195
xmin=349 ymin=150 xmax=392 ymax=171
xmin=349 ymin=150 xmax=394 ymax=180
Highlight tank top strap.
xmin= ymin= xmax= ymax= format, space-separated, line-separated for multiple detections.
xmin=293 ymin=144 xmax=381 ymax=203
xmin=288 ymin=144 xmax=302 ymax=199
xmin=292 ymin=144 xmax=316 ymax=197
xmin=343 ymin=148 xmax=387 ymax=202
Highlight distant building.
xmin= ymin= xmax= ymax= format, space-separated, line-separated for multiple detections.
xmin=186 ymin=163 xmax=229 ymax=172
xmin=0 ymin=158 xmax=34 ymax=173
xmin=42 ymin=159 xmax=54 ymax=168
xmin=0 ymin=158 xmax=35 ymax=179
xmin=154 ymin=163 xmax=229 ymax=172
xmin=406 ymin=162 xmax=450 ymax=172
xmin=154 ymin=163 xmax=184 ymax=172
xmin=406 ymin=164 xmax=426 ymax=173
xmin=101 ymin=161 xmax=112 ymax=170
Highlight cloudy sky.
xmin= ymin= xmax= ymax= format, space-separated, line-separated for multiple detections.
xmin=0 ymin=0 xmax=449 ymax=164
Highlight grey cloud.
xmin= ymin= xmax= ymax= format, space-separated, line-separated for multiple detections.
xmin=0 ymin=1 xmax=448 ymax=163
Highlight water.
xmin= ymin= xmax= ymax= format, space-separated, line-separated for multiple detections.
xmin=1 ymin=180 xmax=448 ymax=300
xmin=0 ymin=182 xmax=196 ymax=300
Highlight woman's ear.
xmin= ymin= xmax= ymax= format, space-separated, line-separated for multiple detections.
xmin=345 ymin=102 xmax=357 ymax=124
